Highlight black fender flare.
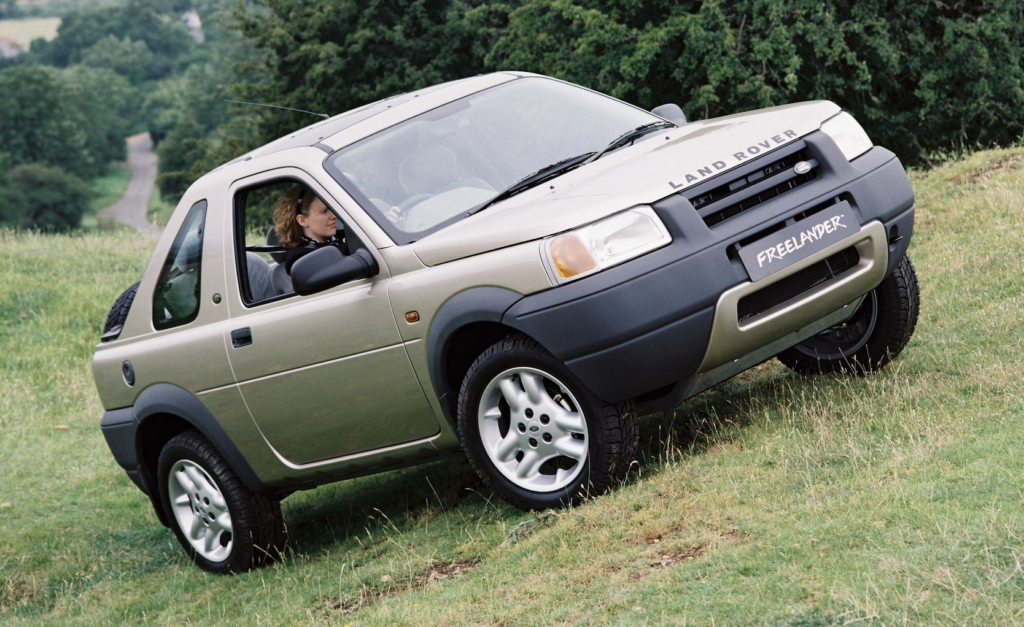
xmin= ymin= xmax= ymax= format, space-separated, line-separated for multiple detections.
xmin=133 ymin=384 xmax=272 ymax=505
xmin=425 ymin=287 xmax=525 ymax=430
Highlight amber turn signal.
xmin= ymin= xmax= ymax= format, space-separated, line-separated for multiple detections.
xmin=549 ymin=234 xmax=597 ymax=279
xmin=405 ymin=311 xmax=420 ymax=323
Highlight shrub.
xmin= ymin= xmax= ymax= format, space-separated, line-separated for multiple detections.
xmin=1 ymin=164 xmax=92 ymax=232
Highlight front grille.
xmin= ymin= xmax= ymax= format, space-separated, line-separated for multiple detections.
xmin=737 ymin=246 xmax=860 ymax=322
xmin=685 ymin=148 xmax=817 ymax=227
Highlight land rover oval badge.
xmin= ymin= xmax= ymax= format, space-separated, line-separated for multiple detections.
xmin=794 ymin=161 xmax=812 ymax=175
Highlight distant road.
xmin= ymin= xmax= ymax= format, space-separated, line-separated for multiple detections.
xmin=98 ymin=133 xmax=162 ymax=236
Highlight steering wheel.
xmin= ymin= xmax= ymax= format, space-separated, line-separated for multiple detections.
xmin=398 ymin=193 xmax=433 ymax=213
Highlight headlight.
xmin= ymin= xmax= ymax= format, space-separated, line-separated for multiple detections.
xmin=820 ymin=112 xmax=872 ymax=161
xmin=543 ymin=206 xmax=671 ymax=284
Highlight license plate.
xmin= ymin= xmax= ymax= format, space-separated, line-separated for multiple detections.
xmin=739 ymin=203 xmax=859 ymax=283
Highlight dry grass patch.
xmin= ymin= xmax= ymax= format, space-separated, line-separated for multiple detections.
xmin=322 ymin=559 xmax=479 ymax=616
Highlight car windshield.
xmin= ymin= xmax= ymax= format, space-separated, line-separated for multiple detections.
xmin=324 ymin=77 xmax=661 ymax=244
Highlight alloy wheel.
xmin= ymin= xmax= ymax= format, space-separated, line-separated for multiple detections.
xmin=167 ymin=459 xmax=234 ymax=562
xmin=477 ymin=367 xmax=589 ymax=493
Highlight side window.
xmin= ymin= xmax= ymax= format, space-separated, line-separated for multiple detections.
xmin=234 ymin=179 xmax=354 ymax=306
xmin=153 ymin=200 xmax=207 ymax=330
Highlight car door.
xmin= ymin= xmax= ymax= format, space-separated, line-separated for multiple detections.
xmin=222 ymin=168 xmax=439 ymax=465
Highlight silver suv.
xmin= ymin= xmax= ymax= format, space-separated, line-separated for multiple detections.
xmin=94 ymin=72 xmax=919 ymax=573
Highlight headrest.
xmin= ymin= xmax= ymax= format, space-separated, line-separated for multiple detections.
xmin=266 ymin=226 xmax=286 ymax=263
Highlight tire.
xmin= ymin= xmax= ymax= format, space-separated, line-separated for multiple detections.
xmin=456 ymin=335 xmax=637 ymax=510
xmin=157 ymin=430 xmax=286 ymax=574
xmin=103 ymin=282 xmax=139 ymax=334
xmin=778 ymin=254 xmax=920 ymax=375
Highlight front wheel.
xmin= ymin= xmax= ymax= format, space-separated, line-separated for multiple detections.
xmin=157 ymin=430 xmax=286 ymax=574
xmin=457 ymin=335 xmax=637 ymax=510
xmin=778 ymin=254 xmax=920 ymax=374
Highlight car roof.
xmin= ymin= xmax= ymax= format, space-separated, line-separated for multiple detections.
xmin=216 ymin=73 xmax=529 ymax=172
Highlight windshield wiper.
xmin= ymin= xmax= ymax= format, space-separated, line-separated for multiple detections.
xmin=583 ymin=121 xmax=675 ymax=165
xmin=466 ymin=121 xmax=674 ymax=216
xmin=468 ymin=151 xmax=596 ymax=216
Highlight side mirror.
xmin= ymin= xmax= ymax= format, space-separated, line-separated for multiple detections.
xmin=291 ymin=246 xmax=379 ymax=295
xmin=651 ymin=103 xmax=687 ymax=125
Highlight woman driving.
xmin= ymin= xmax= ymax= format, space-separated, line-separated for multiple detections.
xmin=273 ymin=187 xmax=347 ymax=274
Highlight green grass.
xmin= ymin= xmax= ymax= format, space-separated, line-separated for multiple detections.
xmin=87 ymin=164 xmax=132 ymax=214
xmin=78 ymin=163 xmax=132 ymax=231
xmin=147 ymin=184 xmax=177 ymax=227
xmin=1 ymin=148 xmax=1023 ymax=626
xmin=0 ymin=17 xmax=60 ymax=49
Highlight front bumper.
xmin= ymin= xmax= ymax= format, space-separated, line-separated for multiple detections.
xmin=503 ymin=132 xmax=915 ymax=408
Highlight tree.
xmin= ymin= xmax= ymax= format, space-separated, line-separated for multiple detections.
xmin=80 ymin=35 xmax=158 ymax=84
xmin=42 ymin=1 xmax=194 ymax=76
xmin=1 ymin=164 xmax=91 ymax=232
xmin=143 ymin=77 xmax=191 ymax=143
xmin=61 ymin=66 xmax=139 ymax=168
xmin=156 ymin=114 xmax=209 ymax=198
xmin=0 ymin=65 xmax=138 ymax=179
xmin=0 ymin=65 xmax=92 ymax=177
xmin=231 ymin=0 xmax=499 ymax=142
xmin=226 ymin=0 xmax=1024 ymax=165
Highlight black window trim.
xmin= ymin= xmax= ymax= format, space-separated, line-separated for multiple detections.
xmin=152 ymin=200 xmax=208 ymax=331
xmin=232 ymin=174 xmax=359 ymax=309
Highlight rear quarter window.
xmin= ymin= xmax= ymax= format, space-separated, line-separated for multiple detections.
xmin=153 ymin=200 xmax=207 ymax=330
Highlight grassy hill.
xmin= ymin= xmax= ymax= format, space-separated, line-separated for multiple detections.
xmin=1 ymin=147 xmax=1022 ymax=626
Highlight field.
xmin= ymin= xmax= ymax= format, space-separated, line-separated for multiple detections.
xmin=1 ymin=147 xmax=1023 ymax=625
xmin=0 ymin=17 xmax=59 ymax=49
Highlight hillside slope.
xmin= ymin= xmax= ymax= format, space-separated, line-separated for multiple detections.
xmin=1 ymin=148 xmax=1022 ymax=626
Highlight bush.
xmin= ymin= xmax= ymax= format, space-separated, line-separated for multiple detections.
xmin=234 ymin=0 xmax=1024 ymax=167
xmin=1 ymin=164 xmax=92 ymax=232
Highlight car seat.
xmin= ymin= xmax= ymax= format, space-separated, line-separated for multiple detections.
xmin=265 ymin=227 xmax=293 ymax=294
xmin=265 ymin=227 xmax=286 ymax=263
xmin=245 ymin=252 xmax=277 ymax=302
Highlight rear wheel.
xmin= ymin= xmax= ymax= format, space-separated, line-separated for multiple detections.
xmin=778 ymin=254 xmax=920 ymax=374
xmin=157 ymin=430 xmax=286 ymax=574
xmin=457 ymin=335 xmax=637 ymax=510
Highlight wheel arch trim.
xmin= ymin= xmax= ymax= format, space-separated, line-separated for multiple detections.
xmin=131 ymin=383 xmax=274 ymax=522
xmin=425 ymin=287 xmax=526 ymax=430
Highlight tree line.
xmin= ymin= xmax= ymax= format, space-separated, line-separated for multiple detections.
xmin=3 ymin=0 xmax=1023 ymax=230
xmin=159 ymin=0 xmax=1024 ymax=203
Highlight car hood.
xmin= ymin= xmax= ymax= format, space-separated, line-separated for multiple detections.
xmin=412 ymin=100 xmax=841 ymax=267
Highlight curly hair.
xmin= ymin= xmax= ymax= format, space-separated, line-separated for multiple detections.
xmin=273 ymin=187 xmax=319 ymax=248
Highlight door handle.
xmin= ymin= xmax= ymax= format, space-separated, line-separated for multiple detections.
xmin=231 ymin=327 xmax=252 ymax=348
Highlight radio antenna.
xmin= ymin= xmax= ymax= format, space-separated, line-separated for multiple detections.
xmin=223 ymin=99 xmax=330 ymax=120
